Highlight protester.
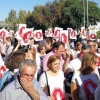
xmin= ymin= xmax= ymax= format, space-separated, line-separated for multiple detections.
xmin=42 ymin=41 xmax=65 ymax=71
xmin=63 ymin=43 xmax=100 ymax=100
xmin=87 ymin=40 xmax=96 ymax=53
xmin=0 ymin=39 xmax=6 ymax=61
xmin=73 ymin=41 xmax=82 ymax=58
xmin=5 ymin=38 xmax=21 ymax=57
xmin=45 ymin=37 xmax=52 ymax=54
xmin=39 ymin=55 xmax=67 ymax=100
xmin=0 ymin=50 xmax=25 ymax=91
xmin=71 ymin=52 xmax=99 ymax=100
xmin=0 ymin=59 xmax=49 ymax=100
xmin=37 ymin=44 xmax=46 ymax=80
xmin=25 ymin=47 xmax=41 ymax=80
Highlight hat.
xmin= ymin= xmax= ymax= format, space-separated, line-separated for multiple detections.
xmin=82 ymin=43 xmax=91 ymax=50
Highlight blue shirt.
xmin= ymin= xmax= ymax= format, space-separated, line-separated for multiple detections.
xmin=0 ymin=76 xmax=49 ymax=100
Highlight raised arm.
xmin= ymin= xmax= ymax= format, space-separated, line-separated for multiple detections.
xmin=62 ymin=49 xmax=71 ymax=75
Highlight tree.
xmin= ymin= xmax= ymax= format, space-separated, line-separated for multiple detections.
xmin=5 ymin=9 xmax=17 ymax=30
xmin=18 ymin=10 xmax=27 ymax=23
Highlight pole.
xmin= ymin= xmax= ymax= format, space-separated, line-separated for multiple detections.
xmin=87 ymin=0 xmax=88 ymax=27
xmin=83 ymin=0 xmax=85 ymax=27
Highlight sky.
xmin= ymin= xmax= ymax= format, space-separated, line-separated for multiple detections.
xmin=0 ymin=0 xmax=100 ymax=21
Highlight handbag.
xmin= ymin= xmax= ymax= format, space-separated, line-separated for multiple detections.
xmin=45 ymin=72 xmax=50 ymax=96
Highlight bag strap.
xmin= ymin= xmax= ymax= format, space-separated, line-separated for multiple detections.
xmin=44 ymin=72 xmax=50 ymax=96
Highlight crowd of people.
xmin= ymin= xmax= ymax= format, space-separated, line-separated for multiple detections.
xmin=0 ymin=33 xmax=100 ymax=100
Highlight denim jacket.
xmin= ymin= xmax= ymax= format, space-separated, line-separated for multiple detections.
xmin=0 ymin=70 xmax=12 ymax=91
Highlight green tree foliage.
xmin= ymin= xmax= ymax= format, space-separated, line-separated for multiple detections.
xmin=5 ymin=9 xmax=17 ymax=30
xmin=18 ymin=10 xmax=27 ymax=23
xmin=5 ymin=0 xmax=100 ymax=30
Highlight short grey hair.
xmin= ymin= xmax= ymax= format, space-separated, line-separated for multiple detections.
xmin=19 ymin=59 xmax=37 ymax=73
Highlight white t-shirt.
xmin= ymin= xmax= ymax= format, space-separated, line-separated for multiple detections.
xmin=68 ymin=58 xmax=81 ymax=73
xmin=72 ymin=71 xmax=99 ymax=100
xmin=68 ymin=58 xmax=100 ymax=77
xmin=39 ymin=70 xmax=66 ymax=99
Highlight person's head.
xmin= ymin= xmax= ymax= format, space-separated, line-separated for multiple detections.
xmin=52 ymin=41 xmax=65 ymax=57
xmin=94 ymin=42 xmax=98 ymax=50
xmin=45 ymin=37 xmax=52 ymax=44
xmin=81 ymin=43 xmax=92 ymax=54
xmin=25 ymin=48 xmax=36 ymax=61
xmin=85 ymin=34 xmax=89 ymax=41
xmin=19 ymin=59 xmax=37 ymax=82
xmin=37 ymin=44 xmax=46 ymax=55
xmin=6 ymin=37 xmax=11 ymax=42
xmin=87 ymin=40 xmax=94 ymax=50
xmin=80 ymin=52 xmax=98 ymax=75
xmin=75 ymin=42 xmax=82 ymax=51
xmin=11 ymin=38 xmax=18 ymax=49
xmin=47 ymin=55 xmax=60 ymax=73
xmin=5 ymin=50 xmax=25 ymax=72
xmin=29 ymin=38 xmax=34 ymax=45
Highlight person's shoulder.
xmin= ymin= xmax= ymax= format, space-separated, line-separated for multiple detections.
xmin=58 ymin=70 xmax=64 ymax=74
xmin=39 ymin=72 xmax=45 ymax=78
xmin=69 ymin=58 xmax=80 ymax=65
xmin=73 ymin=70 xmax=81 ymax=77
xmin=2 ymin=80 xmax=15 ymax=92
xmin=43 ymin=51 xmax=54 ymax=59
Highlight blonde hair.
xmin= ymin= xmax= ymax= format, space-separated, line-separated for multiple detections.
xmin=28 ymin=48 xmax=36 ymax=61
xmin=80 ymin=52 xmax=98 ymax=75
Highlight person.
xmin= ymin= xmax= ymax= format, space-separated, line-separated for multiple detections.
xmin=37 ymin=44 xmax=46 ymax=59
xmin=0 ymin=59 xmax=49 ymax=100
xmin=0 ymin=39 xmax=6 ymax=61
xmin=0 ymin=50 xmax=25 ymax=91
xmin=63 ymin=44 xmax=93 ymax=75
xmin=37 ymin=44 xmax=46 ymax=80
xmin=39 ymin=55 xmax=67 ymax=100
xmin=63 ymin=44 xmax=100 ymax=100
xmin=73 ymin=42 xmax=82 ymax=58
xmin=25 ymin=47 xmax=41 ymax=80
xmin=93 ymin=42 xmax=98 ymax=53
xmin=42 ymin=41 xmax=65 ymax=71
xmin=87 ymin=40 xmax=96 ymax=53
xmin=71 ymin=52 xmax=99 ymax=100
xmin=5 ymin=38 xmax=20 ymax=57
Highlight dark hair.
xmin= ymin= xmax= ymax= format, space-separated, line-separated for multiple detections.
xmin=82 ymin=43 xmax=92 ymax=50
xmin=52 ymin=41 xmax=65 ymax=50
xmin=11 ymin=38 xmax=18 ymax=46
xmin=87 ymin=40 xmax=94 ymax=43
xmin=11 ymin=38 xmax=18 ymax=51
xmin=29 ymin=38 xmax=34 ymax=40
xmin=37 ymin=44 xmax=45 ymax=52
